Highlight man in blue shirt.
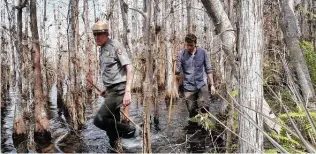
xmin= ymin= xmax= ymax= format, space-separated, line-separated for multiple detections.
xmin=176 ymin=34 xmax=216 ymax=123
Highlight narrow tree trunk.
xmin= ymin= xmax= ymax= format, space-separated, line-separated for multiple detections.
xmin=228 ymin=0 xmax=233 ymax=20
xmin=120 ymin=0 xmax=132 ymax=122
xmin=24 ymin=2 xmax=36 ymax=151
xmin=53 ymin=3 xmax=64 ymax=114
xmin=30 ymin=0 xmax=51 ymax=142
xmin=42 ymin=0 xmax=50 ymax=101
xmin=75 ymin=0 xmax=85 ymax=128
xmin=67 ymin=0 xmax=84 ymax=130
xmin=10 ymin=1 xmax=27 ymax=149
xmin=120 ymin=0 xmax=131 ymax=55
xmin=165 ymin=0 xmax=178 ymax=101
xmin=280 ymin=0 xmax=315 ymax=101
xmin=83 ymin=0 xmax=93 ymax=104
xmin=16 ymin=0 xmax=24 ymax=93
xmin=4 ymin=0 xmax=16 ymax=88
xmin=200 ymin=0 xmax=236 ymax=76
xmin=1 ymin=5 xmax=5 ymax=106
xmin=152 ymin=0 xmax=161 ymax=124
xmin=186 ymin=0 xmax=192 ymax=33
xmin=238 ymin=0 xmax=264 ymax=152
xmin=107 ymin=0 xmax=115 ymax=37
xmin=154 ymin=1 xmax=165 ymax=90
xmin=143 ymin=0 xmax=153 ymax=152
xmin=312 ymin=0 xmax=316 ymax=52
xmin=297 ymin=0 xmax=314 ymax=42
xmin=200 ymin=0 xmax=237 ymax=151
xmin=67 ymin=0 xmax=78 ymax=129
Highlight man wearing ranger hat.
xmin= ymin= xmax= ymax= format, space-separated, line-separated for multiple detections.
xmin=91 ymin=21 xmax=137 ymax=152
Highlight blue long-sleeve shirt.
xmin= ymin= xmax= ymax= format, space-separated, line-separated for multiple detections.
xmin=176 ymin=47 xmax=212 ymax=91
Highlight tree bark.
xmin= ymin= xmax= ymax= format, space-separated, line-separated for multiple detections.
xmin=200 ymin=0 xmax=236 ymax=151
xmin=30 ymin=0 xmax=51 ymax=138
xmin=83 ymin=0 xmax=94 ymax=105
xmin=165 ymin=0 xmax=178 ymax=101
xmin=9 ymin=0 xmax=26 ymax=143
xmin=67 ymin=0 xmax=84 ymax=130
xmin=142 ymin=0 xmax=153 ymax=152
xmin=67 ymin=0 xmax=77 ymax=129
xmin=280 ymin=0 xmax=315 ymax=101
xmin=119 ymin=0 xmax=132 ymax=122
xmin=42 ymin=0 xmax=50 ymax=102
xmin=200 ymin=0 xmax=236 ymax=77
xmin=53 ymin=3 xmax=64 ymax=115
xmin=120 ymin=0 xmax=131 ymax=55
xmin=228 ymin=0 xmax=234 ymax=20
xmin=238 ymin=0 xmax=264 ymax=152
xmin=1 ymin=6 xmax=4 ymax=106
xmin=312 ymin=0 xmax=316 ymax=51
xmin=186 ymin=0 xmax=192 ymax=33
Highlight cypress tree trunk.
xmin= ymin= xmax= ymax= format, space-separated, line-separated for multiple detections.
xmin=142 ymin=0 xmax=153 ymax=152
xmin=30 ymin=0 xmax=51 ymax=142
xmin=237 ymin=0 xmax=264 ymax=152
xmin=280 ymin=0 xmax=315 ymax=101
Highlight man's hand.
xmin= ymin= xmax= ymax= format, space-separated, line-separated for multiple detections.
xmin=123 ymin=91 xmax=131 ymax=107
xmin=210 ymin=85 xmax=215 ymax=95
xmin=100 ymin=90 xmax=106 ymax=97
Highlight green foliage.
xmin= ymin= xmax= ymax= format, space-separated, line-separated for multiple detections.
xmin=190 ymin=113 xmax=215 ymax=132
xmin=270 ymin=132 xmax=306 ymax=153
xmin=231 ymin=89 xmax=239 ymax=97
xmin=264 ymin=149 xmax=278 ymax=153
xmin=270 ymin=133 xmax=301 ymax=147
xmin=273 ymin=104 xmax=316 ymax=152
xmin=266 ymin=88 xmax=297 ymax=112
xmin=299 ymin=41 xmax=316 ymax=89
xmin=278 ymin=106 xmax=316 ymax=137
xmin=279 ymin=110 xmax=316 ymax=120
xmin=284 ymin=146 xmax=306 ymax=154
xmin=298 ymin=6 xmax=316 ymax=18
xmin=233 ymin=112 xmax=239 ymax=130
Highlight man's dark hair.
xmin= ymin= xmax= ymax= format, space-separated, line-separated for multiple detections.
xmin=185 ymin=34 xmax=197 ymax=44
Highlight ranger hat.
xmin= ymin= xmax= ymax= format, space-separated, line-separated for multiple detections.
xmin=92 ymin=21 xmax=109 ymax=33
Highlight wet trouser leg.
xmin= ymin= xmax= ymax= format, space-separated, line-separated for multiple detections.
xmin=184 ymin=90 xmax=198 ymax=118
xmin=197 ymin=85 xmax=210 ymax=113
xmin=184 ymin=85 xmax=210 ymax=118
xmin=93 ymin=89 xmax=133 ymax=150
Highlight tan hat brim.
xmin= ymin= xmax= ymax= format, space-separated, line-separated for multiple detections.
xmin=93 ymin=30 xmax=108 ymax=33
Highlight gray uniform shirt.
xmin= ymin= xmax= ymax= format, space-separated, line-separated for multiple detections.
xmin=176 ymin=47 xmax=212 ymax=91
xmin=100 ymin=39 xmax=131 ymax=87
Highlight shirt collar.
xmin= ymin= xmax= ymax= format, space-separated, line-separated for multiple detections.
xmin=187 ymin=47 xmax=198 ymax=55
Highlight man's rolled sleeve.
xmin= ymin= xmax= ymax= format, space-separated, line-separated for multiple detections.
xmin=204 ymin=52 xmax=212 ymax=73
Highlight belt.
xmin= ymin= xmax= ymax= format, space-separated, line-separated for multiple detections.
xmin=106 ymin=82 xmax=126 ymax=91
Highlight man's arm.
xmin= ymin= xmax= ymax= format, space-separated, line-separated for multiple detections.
xmin=125 ymin=64 xmax=133 ymax=93
xmin=204 ymin=51 xmax=215 ymax=94
xmin=122 ymin=64 xmax=133 ymax=107
xmin=207 ymin=73 xmax=214 ymax=86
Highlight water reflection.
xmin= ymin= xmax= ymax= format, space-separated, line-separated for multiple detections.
xmin=2 ymin=83 xmax=223 ymax=153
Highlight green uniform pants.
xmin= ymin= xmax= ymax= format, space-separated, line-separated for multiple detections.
xmin=93 ymin=82 xmax=132 ymax=149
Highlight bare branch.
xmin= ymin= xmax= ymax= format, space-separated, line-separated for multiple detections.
xmin=129 ymin=7 xmax=147 ymax=19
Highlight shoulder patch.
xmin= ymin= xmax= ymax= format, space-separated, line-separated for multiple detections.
xmin=109 ymin=40 xmax=122 ymax=55
xmin=117 ymin=49 xmax=122 ymax=55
